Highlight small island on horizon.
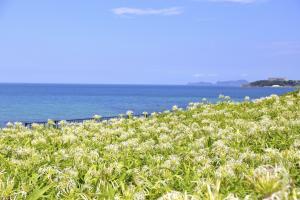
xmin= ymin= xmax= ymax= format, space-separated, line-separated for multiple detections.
xmin=188 ymin=77 xmax=300 ymax=88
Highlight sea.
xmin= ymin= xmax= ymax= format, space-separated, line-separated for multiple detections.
xmin=0 ymin=83 xmax=295 ymax=126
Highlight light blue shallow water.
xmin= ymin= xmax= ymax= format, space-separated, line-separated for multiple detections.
xmin=0 ymin=84 xmax=295 ymax=126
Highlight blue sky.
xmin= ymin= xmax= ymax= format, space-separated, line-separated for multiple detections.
xmin=0 ymin=0 xmax=299 ymax=84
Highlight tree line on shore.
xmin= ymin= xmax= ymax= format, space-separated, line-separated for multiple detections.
xmin=245 ymin=79 xmax=300 ymax=87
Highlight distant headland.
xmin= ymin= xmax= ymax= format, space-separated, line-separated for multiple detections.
xmin=243 ymin=78 xmax=300 ymax=88
xmin=188 ymin=78 xmax=300 ymax=88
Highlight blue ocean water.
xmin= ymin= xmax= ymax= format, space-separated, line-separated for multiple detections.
xmin=0 ymin=84 xmax=295 ymax=126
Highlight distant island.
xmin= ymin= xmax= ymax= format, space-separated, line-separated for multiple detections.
xmin=188 ymin=80 xmax=249 ymax=87
xmin=244 ymin=78 xmax=300 ymax=88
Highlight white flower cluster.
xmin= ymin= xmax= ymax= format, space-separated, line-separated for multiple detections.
xmin=0 ymin=91 xmax=300 ymax=199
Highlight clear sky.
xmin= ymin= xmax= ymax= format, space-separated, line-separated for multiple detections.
xmin=0 ymin=0 xmax=299 ymax=84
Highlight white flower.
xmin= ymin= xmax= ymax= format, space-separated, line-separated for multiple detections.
xmin=293 ymin=139 xmax=300 ymax=148
xmin=15 ymin=147 xmax=34 ymax=157
xmin=133 ymin=191 xmax=146 ymax=200
xmin=126 ymin=110 xmax=134 ymax=116
xmin=63 ymin=167 xmax=78 ymax=178
xmin=6 ymin=122 xmax=13 ymax=128
xmin=47 ymin=119 xmax=55 ymax=126
xmin=224 ymin=96 xmax=231 ymax=101
xmin=244 ymin=96 xmax=250 ymax=102
xmin=172 ymin=105 xmax=179 ymax=111
xmin=162 ymin=155 xmax=181 ymax=170
xmin=104 ymin=144 xmax=119 ymax=152
xmin=14 ymin=122 xmax=23 ymax=127
xmin=224 ymin=194 xmax=239 ymax=200
xmin=142 ymin=111 xmax=148 ymax=117
xmin=219 ymin=94 xmax=225 ymax=99
xmin=157 ymin=191 xmax=183 ymax=200
xmin=61 ymin=134 xmax=77 ymax=144
xmin=93 ymin=115 xmax=101 ymax=120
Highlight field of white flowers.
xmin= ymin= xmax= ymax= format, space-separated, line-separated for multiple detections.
xmin=1 ymin=91 xmax=300 ymax=199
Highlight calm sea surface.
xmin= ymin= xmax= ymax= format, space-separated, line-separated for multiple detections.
xmin=0 ymin=84 xmax=295 ymax=126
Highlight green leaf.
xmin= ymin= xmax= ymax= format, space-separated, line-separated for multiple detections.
xmin=27 ymin=184 xmax=54 ymax=200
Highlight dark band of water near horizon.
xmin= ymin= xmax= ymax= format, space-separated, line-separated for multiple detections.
xmin=20 ymin=113 xmax=147 ymax=128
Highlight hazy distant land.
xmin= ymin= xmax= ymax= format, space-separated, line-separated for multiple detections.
xmin=189 ymin=78 xmax=300 ymax=88
xmin=188 ymin=80 xmax=249 ymax=87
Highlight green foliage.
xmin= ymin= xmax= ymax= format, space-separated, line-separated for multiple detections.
xmin=1 ymin=91 xmax=300 ymax=199
xmin=248 ymin=79 xmax=300 ymax=87
xmin=27 ymin=184 xmax=54 ymax=200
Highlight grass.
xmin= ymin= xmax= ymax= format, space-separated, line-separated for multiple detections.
xmin=0 ymin=91 xmax=300 ymax=199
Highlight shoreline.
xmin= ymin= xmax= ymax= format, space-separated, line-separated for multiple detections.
xmin=1 ymin=87 xmax=296 ymax=128
xmin=10 ymin=89 xmax=299 ymax=128
xmin=21 ymin=113 xmax=148 ymax=128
